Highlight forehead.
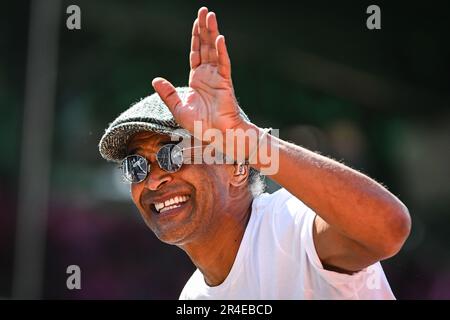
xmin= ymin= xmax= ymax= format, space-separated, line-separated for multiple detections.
xmin=127 ymin=131 xmax=173 ymax=153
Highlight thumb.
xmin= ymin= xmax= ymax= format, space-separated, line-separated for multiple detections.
xmin=152 ymin=77 xmax=182 ymax=115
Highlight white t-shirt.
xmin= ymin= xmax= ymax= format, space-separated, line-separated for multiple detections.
xmin=179 ymin=188 xmax=395 ymax=300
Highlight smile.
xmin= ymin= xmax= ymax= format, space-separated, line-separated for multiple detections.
xmin=154 ymin=195 xmax=190 ymax=214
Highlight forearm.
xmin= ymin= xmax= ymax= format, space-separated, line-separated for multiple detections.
xmin=242 ymin=122 xmax=411 ymax=255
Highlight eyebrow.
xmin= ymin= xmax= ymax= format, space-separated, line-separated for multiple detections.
xmin=126 ymin=140 xmax=174 ymax=156
xmin=127 ymin=147 xmax=140 ymax=156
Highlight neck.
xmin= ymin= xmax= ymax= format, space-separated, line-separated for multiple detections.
xmin=180 ymin=200 xmax=252 ymax=286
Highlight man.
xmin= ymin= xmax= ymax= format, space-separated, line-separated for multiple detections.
xmin=99 ymin=7 xmax=411 ymax=299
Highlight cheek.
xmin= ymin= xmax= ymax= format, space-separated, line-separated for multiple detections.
xmin=189 ymin=166 xmax=229 ymax=203
xmin=130 ymin=184 xmax=144 ymax=209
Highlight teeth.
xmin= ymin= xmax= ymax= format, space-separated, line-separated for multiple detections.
xmin=154 ymin=195 xmax=190 ymax=213
xmin=160 ymin=204 xmax=181 ymax=213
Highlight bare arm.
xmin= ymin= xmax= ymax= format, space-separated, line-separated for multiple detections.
xmin=245 ymin=126 xmax=411 ymax=272
xmin=151 ymin=7 xmax=411 ymax=273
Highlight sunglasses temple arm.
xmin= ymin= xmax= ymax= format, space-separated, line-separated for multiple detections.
xmin=179 ymin=145 xmax=234 ymax=164
xmin=180 ymin=145 xmax=204 ymax=151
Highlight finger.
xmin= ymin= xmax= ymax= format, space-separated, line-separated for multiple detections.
xmin=190 ymin=19 xmax=200 ymax=69
xmin=206 ymin=12 xmax=219 ymax=65
xmin=151 ymin=77 xmax=182 ymax=117
xmin=216 ymin=35 xmax=231 ymax=79
xmin=198 ymin=7 xmax=209 ymax=64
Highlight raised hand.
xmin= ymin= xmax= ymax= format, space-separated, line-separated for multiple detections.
xmin=152 ymin=7 xmax=245 ymax=139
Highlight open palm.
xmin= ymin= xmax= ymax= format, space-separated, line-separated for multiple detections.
xmin=152 ymin=7 xmax=244 ymax=139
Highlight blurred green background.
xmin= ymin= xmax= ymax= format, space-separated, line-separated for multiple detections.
xmin=1 ymin=0 xmax=449 ymax=299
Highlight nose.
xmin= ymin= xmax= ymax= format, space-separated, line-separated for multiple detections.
xmin=144 ymin=166 xmax=172 ymax=191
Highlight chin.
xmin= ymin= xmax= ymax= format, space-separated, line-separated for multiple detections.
xmin=139 ymin=196 xmax=207 ymax=246
xmin=153 ymin=227 xmax=194 ymax=246
xmin=144 ymin=214 xmax=197 ymax=246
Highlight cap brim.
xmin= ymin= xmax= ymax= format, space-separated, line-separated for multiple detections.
xmin=99 ymin=122 xmax=191 ymax=162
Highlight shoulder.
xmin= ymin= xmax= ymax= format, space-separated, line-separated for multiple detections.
xmin=253 ymin=188 xmax=314 ymax=231
xmin=254 ymin=188 xmax=310 ymax=214
xmin=251 ymin=188 xmax=316 ymax=258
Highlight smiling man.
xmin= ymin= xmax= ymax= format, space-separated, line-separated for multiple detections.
xmin=99 ymin=7 xmax=411 ymax=299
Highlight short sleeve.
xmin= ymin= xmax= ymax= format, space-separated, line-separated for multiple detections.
xmin=270 ymin=188 xmax=394 ymax=299
xmin=301 ymin=202 xmax=395 ymax=299
xmin=301 ymin=207 xmax=369 ymax=285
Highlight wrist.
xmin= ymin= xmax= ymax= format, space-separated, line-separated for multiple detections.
xmin=224 ymin=121 xmax=271 ymax=166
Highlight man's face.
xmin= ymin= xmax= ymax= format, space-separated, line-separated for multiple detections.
xmin=127 ymin=131 xmax=232 ymax=245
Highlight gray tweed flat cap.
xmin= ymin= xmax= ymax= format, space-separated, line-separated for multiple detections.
xmin=99 ymin=86 xmax=250 ymax=163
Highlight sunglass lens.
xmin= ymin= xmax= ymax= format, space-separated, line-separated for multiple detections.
xmin=157 ymin=144 xmax=183 ymax=173
xmin=122 ymin=155 xmax=148 ymax=183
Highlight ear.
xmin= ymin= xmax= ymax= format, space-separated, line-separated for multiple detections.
xmin=229 ymin=163 xmax=249 ymax=187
